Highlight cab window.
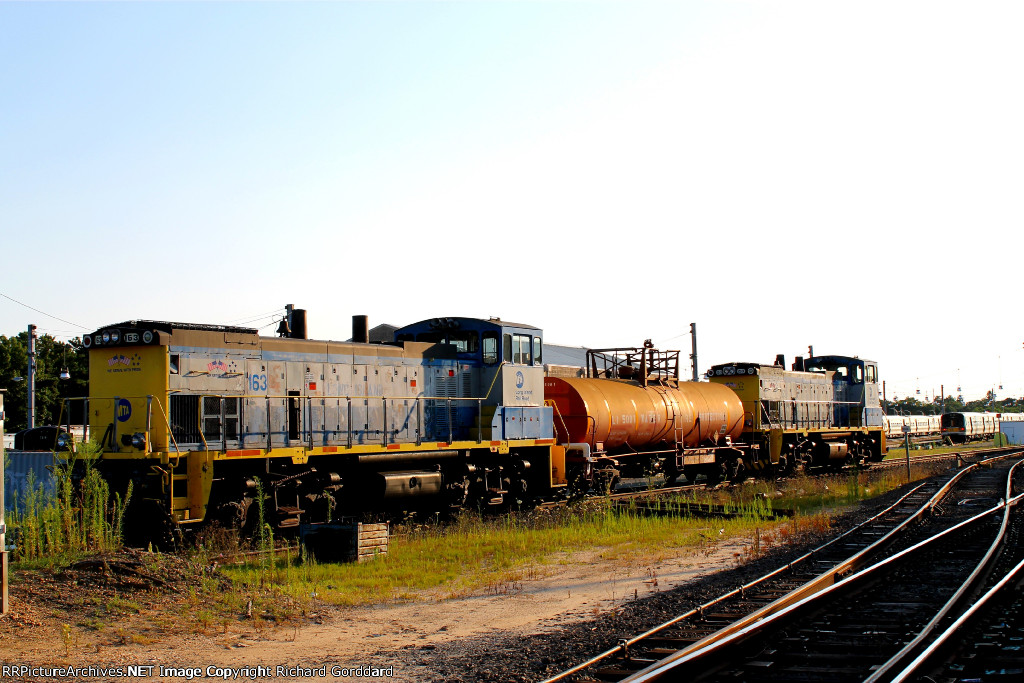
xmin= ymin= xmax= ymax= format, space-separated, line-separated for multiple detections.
xmin=483 ymin=332 xmax=499 ymax=365
xmin=513 ymin=334 xmax=531 ymax=364
xmin=853 ymin=365 xmax=864 ymax=383
xmin=533 ymin=337 xmax=542 ymax=365
xmin=503 ymin=333 xmax=532 ymax=364
xmin=448 ymin=331 xmax=478 ymax=354
xmin=866 ymin=364 xmax=877 ymax=382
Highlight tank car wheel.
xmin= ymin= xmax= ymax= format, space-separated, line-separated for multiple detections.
xmin=567 ymin=467 xmax=592 ymax=498
xmin=594 ymin=467 xmax=620 ymax=494
xmin=704 ymin=464 xmax=726 ymax=487
xmin=728 ymin=458 xmax=746 ymax=483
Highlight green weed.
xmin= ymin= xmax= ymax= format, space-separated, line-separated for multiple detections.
xmin=7 ymin=442 xmax=132 ymax=565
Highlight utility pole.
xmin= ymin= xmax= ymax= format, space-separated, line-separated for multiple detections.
xmin=689 ymin=323 xmax=698 ymax=381
xmin=27 ymin=324 xmax=36 ymax=430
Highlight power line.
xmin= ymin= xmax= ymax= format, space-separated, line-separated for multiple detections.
xmin=236 ymin=313 xmax=282 ymax=327
xmin=225 ymin=307 xmax=284 ymax=325
xmin=0 ymin=291 xmax=89 ymax=330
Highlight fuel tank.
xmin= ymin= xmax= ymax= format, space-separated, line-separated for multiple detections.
xmin=544 ymin=377 xmax=744 ymax=450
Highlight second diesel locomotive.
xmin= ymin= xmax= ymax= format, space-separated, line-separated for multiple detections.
xmin=544 ymin=345 xmax=887 ymax=486
xmin=706 ymin=354 xmax=886 ymax=480
xmin=70 ymin=309 xmax=887 ymax=542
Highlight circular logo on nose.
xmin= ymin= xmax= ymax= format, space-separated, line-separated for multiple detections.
xmin=516 ymin=371 xmax=525 ymax=389
xmin=116 ymin=398 xmax=132 ymax=422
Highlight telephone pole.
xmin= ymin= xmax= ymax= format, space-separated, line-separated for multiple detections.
xmin=690 ymin=323 xmax=698 ymax=381
xmin=27 ymin=324 xmax=37 ymax=429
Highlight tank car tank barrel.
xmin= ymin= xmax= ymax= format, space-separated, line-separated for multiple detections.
xmin=544 ymin=377 xmax=743 ymax=451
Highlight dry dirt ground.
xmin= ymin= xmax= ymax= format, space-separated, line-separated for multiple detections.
xmin=0 ymin=492 xmax=901 ymax=683
xmin=0 ymin=538 xmax=752 ymax=682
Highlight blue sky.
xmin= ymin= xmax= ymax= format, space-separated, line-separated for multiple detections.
xmin=2 ymin=1 xmax=1022 ymax=402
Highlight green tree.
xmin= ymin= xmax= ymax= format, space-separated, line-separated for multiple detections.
xmin=0 ymin=331 xmax=88 ymax=432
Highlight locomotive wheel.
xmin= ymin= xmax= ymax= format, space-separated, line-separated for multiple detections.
xmin=774 ymin=455 xmax=789 ymax=479
xmin=123 ymin=498 xmax=181 ymax=551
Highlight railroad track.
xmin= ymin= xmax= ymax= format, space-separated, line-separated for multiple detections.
xmin=541 ymin=450 xmax=1024 ymax=683
xmin=638 ymin=456 xmax=1023 ymax=683
xmin=886 ymin=467 xmax=1024 ymax=682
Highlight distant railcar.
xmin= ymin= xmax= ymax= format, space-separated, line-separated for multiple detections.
xmin=941 ymin=412 xmax=998 ymax=443
xmin=883 ymin=414 xmax=941 ymax=439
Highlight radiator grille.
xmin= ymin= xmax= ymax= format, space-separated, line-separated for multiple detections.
xmin=170 ymin=395 xmax=201 ymax=443
xmin=170 ymin=395 xmax=239 ymax=444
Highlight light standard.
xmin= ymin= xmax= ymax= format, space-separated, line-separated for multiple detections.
xmin=26 ymin=324 xmax=36 ymax=430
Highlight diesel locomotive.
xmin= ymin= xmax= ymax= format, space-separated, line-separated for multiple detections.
xmin=79 ymin=311 xmax=562 ymax=541
xmin=71 ymin=308 xmax=886 ymax=541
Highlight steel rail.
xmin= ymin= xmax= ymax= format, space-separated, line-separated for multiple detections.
xmin=624 ymin=500 xmax=1014 ymax=681
xmin=539 ymin=479 xmax=936 ymax=683
xmin=621 ymin=452 xmax=1024 ymax=683
xmin=864 ymin=456 xmax=1024 ymax=682
xmin=889 ymin=547 xmax=1024 ymax=682
xmin=616 ymin=463 xmax=979 ymax=682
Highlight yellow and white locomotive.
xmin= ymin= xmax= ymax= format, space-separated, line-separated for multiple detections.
xmin=81 ymin=311 xmax=564 ymax=542
xmin=706 ymin=353 xmax=886 ymax=479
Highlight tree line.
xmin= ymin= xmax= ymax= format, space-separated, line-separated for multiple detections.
xmin=0 ymin=331 xmax=88 ymax=432
xmin=882 ymin=392 xmax=1024 ymax=416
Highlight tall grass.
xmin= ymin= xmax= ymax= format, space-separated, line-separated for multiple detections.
xmin=7 ymin=443 xmax=132 ymax=565
xmin=223 ymin=497 xmax=816 ymax=608
xmin=220 ymin=463 xmax=950 ymax=611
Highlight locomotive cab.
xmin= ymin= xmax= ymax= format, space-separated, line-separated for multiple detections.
xmin=804 ymin=356 xmax=884 ymax=428
xmin=394 ymin=317 xmax=551 ymax=440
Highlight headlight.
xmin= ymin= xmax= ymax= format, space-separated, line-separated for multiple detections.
xmin=56 ymin=433 xmax=69 ymax=448
xmin=102 ymin=332 xmax=111 ymax=343
xmin=142 ymin=331 xmax=154 ymax=344
xmin=110 ymin=330 xmax=120 ymax=343
xmin=131 ymin=432 xmax=147 ymax=450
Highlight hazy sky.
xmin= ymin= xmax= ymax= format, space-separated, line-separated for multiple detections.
xmin=2 ymin=1 xmax=1021 ymax=402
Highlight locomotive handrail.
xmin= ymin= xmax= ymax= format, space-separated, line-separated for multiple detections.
xmin=195 ymin=396 xmax=209 ymax=452
xmin=545 ymin=399 xmax=571 ymax=446
xmin=481 ymin=360 xmax=508 ymax=401
xmin=63 ymin=391 xmax=550 ymax=454
xmin=152 ymin=396 xmax=183 ymax=465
